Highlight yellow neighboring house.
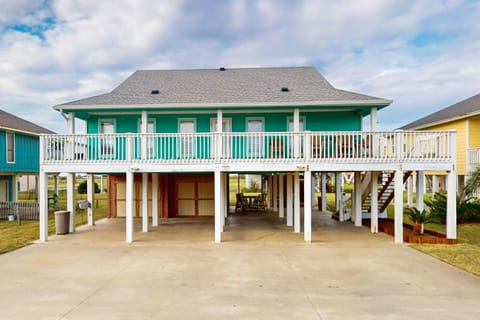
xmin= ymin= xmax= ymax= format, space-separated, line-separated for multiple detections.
xmin=401 ymin=93 xmax=480 ymax=190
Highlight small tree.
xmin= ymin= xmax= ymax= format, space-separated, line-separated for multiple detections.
xmin=404 ymin=207 xmax=435 ymax=234
xmin=77 ymin=181 xmax=101 ymax=194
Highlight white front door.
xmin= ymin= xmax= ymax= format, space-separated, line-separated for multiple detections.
xmin=210 ymin=118 xmax=232 ymax=158
xmin=0 ymin=180 xmax=8 ymax=202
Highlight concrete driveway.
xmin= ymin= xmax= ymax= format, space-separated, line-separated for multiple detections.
xmin=0 ymin=211 xmax=479 ymax=320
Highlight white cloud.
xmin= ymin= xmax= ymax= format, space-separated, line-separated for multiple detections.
xmin=0 ymin=0 xmax=479 ymax=132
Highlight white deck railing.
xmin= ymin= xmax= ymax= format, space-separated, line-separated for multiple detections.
xmin=40 ymin=130 xmax=455 ymax=165
xmin=467 ymin=147 xmax=480 ymax=173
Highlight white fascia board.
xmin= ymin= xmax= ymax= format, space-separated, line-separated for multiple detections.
xmin=0 ymin=126 xmax=43 ymax=137
xmin=53 ymin=99 xmax=393 ymax=111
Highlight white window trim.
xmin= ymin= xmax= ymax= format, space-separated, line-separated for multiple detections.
xmin=287 ymin=116 xmax=306 ymax=131
xmin=246 ymin=118 xmax=264 ymax=157
xmin=138 ymin=118 xmax=157 ymax=158
xmin=98 ymin=119 xmax=116 ymax=159
xmin=6 ymin=132 xmax=15 ymax=164
xmin=178 ymin=118 xmax=197 ymax=158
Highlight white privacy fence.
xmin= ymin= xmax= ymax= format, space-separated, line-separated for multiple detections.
xmin=41 ymin=130 xmax=455 ymax=165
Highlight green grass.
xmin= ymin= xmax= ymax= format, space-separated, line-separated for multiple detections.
xmin=0 ymin=176 xmax=108 ymax=255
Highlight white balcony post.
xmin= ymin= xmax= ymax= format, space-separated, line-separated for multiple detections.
xmin=216 ymin=110 xmax=223 ymax=161
xmin=141 ymin=111 xmax=148 ymax=160
xmin=407 ymin=176 xmax=413 ymax=206
xmin=354 ymin=171 xmax=362 ymax=227
xmin=126 ymin=170 xmax=134 ymax=243
xmin=286 ymin=173 xmax=293 ymax=226
xmin=67 ymin=173 xmax=76 ymax=233
xmin=67 ymin=112 xmax=75 ymax=160
xmin=446 ymin=170 xmax=457 ymax=239
xmin=39 ymin=171 xmax=49 ymax=242
xmin=126 ymin=134 xmax=133 ymax=162
xmin=394 ymin=169 xmax=404 ymax=244
xmin=152 ymin=173 xmax=159 ymax=226
xmin=267 ymin=175 xmax=273 ymax=208
xmin=416 ymin=171 xmax=425 ymax=212
xmin=294 ymin=172 xmax=301 ymax=233
xmin=273 ymin=174 xmax=278 ymax=212
xmin=304 ymin=170 xmax=312 ymax=242
xmin=432 ymin=175 xmax=439 ymax=194
xmin=214 ymin=170 xmax=222 ymax=243
xmin=305 ymin=131 xmax=311 ymax=162
xmin=142 ymin=173 xmax=148 ymax=233
xmin=371 ymin=171 xmax=379 ymax=233
xmin=370 ymin=107 xmax=377 ymax=131
xmin=279 ymin=174 xmax=284 ymax=218
xmin=293 ymin=108 xmax=300 ymax=158
xmin=321 ymin=173 xmax=327 ymax=211
xmin=220 ymin=172 xmax=226 ymax=231
xmin=87 ymin=173 xmax=95 ymax=226
xmin=395 ymin=130 xmax=404 ymax=160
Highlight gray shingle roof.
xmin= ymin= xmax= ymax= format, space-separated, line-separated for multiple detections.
xmin=400 ymin=93 xmax=480 ymax=130
xmin=55 ymin=67 xmax=391 ymax=108
xmin=0 ymin=110 xmax=55 ymax=135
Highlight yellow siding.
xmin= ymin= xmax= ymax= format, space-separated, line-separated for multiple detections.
xmin=468 ymin=116 xmax=480 ymax=148
xmin=424 ymin=120 xmax=467 ymax=175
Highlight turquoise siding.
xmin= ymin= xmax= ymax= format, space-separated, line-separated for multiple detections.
xmin=87 ymin=111 xmax=361 ymax=134
xmin=0 ymin=131 xmax=40 ymax=173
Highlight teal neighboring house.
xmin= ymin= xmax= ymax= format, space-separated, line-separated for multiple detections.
xmin=0 ymin=110 xmax=54 ymax=202
xmin=40 ymin=67 xmax=458 ymax=244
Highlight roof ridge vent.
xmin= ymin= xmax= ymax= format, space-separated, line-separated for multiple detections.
xmin=219 ymin=67 xmax=226 ymax=71
xmin=281 ymin=87 xmax=289 ymax=92
xmin=151 ymin=89 xmax=160 ymax=94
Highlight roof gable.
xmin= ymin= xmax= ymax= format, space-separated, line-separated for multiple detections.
xmin=54 ymin=67 xmax=391 ymax=110
xmin=400 ymin=93 xmax=480 ymax=130
xmin=0 ymin=110 xmax=55 ymax=135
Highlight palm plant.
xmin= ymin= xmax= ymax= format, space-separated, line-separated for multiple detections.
xmin=404 ymin=207 xmax=435 ymax=234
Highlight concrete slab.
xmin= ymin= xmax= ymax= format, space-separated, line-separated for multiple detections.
xmin=0 ymin=211 xmax=479 ymax=320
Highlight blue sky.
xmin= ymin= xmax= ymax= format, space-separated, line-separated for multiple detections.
xmin=0 ymin=0 xmax=479 ymax=132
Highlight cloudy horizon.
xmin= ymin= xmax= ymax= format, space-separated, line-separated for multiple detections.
xmin=1 ymin=0 xmax=479 ymax=132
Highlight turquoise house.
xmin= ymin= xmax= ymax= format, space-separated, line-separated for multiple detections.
xmin=0 ymin=110 xmax=54 ymax=202
xmin=39 ymin=67 xmax=458 ymax=244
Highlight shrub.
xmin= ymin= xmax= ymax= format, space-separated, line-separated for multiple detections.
xmin=425 ymin=191 xmax=480 ymax=224
xmin=77 ymin=181 xmax=101 ymax=194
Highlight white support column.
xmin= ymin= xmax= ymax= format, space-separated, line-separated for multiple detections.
xmin=279 ymin=174 xmax=285 ymax=218
xmin=12 ymin=174 xmax=18 ymax=202
xmin=286 ymin=173 xmax=293 ymax=226
xmin=394 ymin=169 xmax=404 ymax=244
xmin=335 ymin=172 xmax=342 ymax=218
xmin=311 ymin=173 xmax=316 ymax=207
xmin=214 ymin=170 xmax=222 ymax=243
xmin=67 ymin=112 xmax=75 ymax=134
xmin=407 ymin=176 xmax=413 ymax=207
xmin=267 ymin=175 xmax=273 ymax=208
xmin=53 ymin=174 xmax=59 ymax=198
xmin=126 ymin=171 xmax=134 ymax=243
xmin=152 ymin=173 xmax=159 ymax=227
xmin=304 ymin=170 xmax=312 ymax=242
xmin=446 ymin=170 xmax=457 ymax=239
xmin=221 ymin=172 xmax=226 ymax=232
xmin=321 ymin=173 xmax=327 ymax=211
xmin=432 ymin=175 xmax=439 ymax=194
xmin=142 ymin=173 xmax=148 ymax=233
xmin=67 ymin=173 xmax=76 ymax=233
xmin=370 ymin=171 xmax=379 ymax=233
xmin=273 ymin=174 xmax=278 ymax=212
xmin=39 ymin=171 xmax=48 ymax=242
xmin=354 ymin=171 xmax=362 ymax=227
xmin=416 ymin=171 xmax=425 ymax=212
xmin=87 ymin=173 xmax=95 ymax=226
xmin=294 ymin=172 xmax=300 ymax=233
xmin=370 ymin=107 xmax=378 ymax=131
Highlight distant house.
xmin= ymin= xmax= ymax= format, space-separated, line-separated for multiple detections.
xmin=40 ymin=67 xmax=458 ymax=244
xmin=0 ymin=110 xmax=54 ymax=201
xmin=400 ymin=93 xmax=480 ymax=193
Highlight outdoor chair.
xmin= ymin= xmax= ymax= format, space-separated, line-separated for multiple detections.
xmin=269 ymin=138 xmax=284 ymax=158
xmin=235 ymin=193 xmax=246 ymax=212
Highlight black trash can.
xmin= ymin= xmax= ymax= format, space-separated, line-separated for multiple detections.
xmin=54 ymin=211 xmax=70 ymax=235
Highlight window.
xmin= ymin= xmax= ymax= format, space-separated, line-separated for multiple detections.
xmin=99 ymin=120 xmax=115 ymax=158
xmin=6 ymin=132 xmax=14 ymax=163
xmin=138 ymin=119 xmax=156 ymax=158
xmin=179 ymin=119 xmax=195 ymax=158
xmin=247 ymin=118 xmax=263 ymax=157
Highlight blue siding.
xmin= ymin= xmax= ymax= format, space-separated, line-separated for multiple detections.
xmin=0 ymin=131 xmax=40 ymax=173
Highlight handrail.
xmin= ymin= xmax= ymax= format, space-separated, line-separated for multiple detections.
xmin=40 ymin=130 xmax=456 ymax=165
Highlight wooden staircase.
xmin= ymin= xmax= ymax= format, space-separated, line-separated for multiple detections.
xmin=362 ymin=171 xmax=412 ymax=214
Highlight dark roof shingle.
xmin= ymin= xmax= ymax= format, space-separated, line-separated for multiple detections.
xmin=55 ymin=67 xmax=391 ymax=108
xmin=400 ymin=93 xmax=480 ymax=130
xmin=0 ymin=110 xmax=55 ymax=135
